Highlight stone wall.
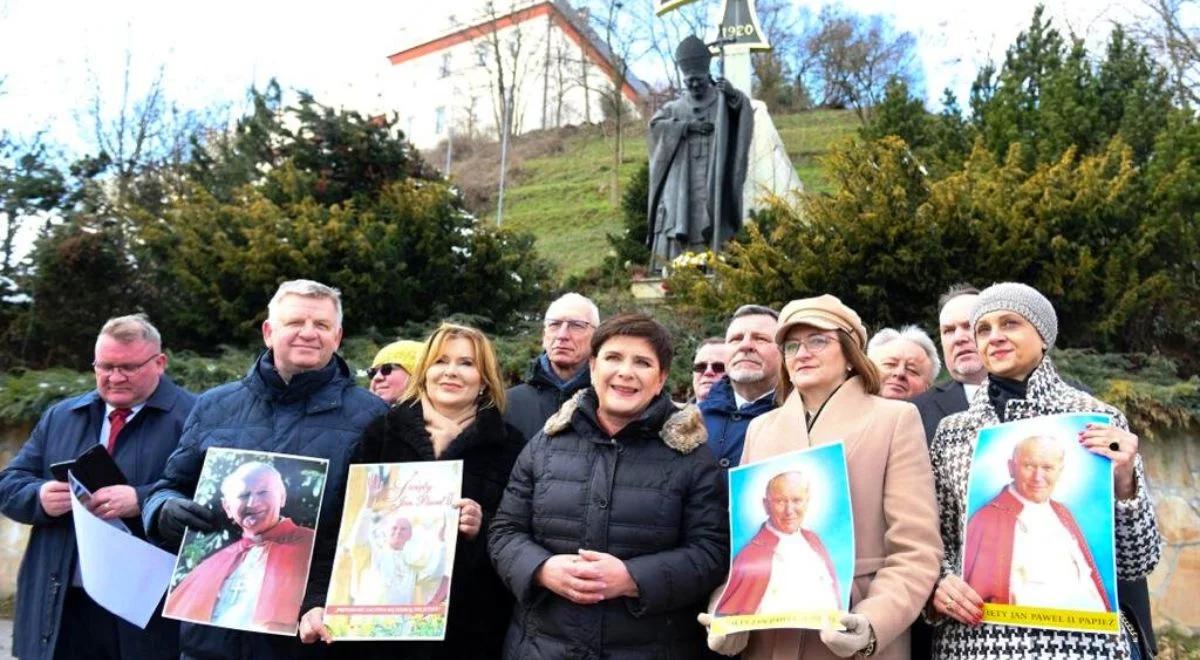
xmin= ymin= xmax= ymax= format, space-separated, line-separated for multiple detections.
xmin=0 ymin=424 xmax=32 ymax=602
xmin=1145 ymin=428 xmax=1200 ymax=636
xmin=0 ymin=423 xmax=1194 ymax=635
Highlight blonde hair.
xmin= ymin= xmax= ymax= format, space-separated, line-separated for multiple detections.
xmin=401 ymin=323 xmax=507 ymax=414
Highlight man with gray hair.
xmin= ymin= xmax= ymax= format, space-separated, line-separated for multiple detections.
xmin=505 ymin=292 xmax=600 ymax=440
xmin=145 ymin=279 xmax=386 ymax=658
xmin=0 ymin=314 xmax=195 ymax=660
xmin=867 ymin=325 xmax=941 ymax=401
xmin=700 ymin=304 xmax=781 ymax=467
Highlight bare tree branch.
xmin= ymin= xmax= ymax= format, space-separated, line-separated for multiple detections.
xmin=1133 ymin=0 xmax=1200 ymax=106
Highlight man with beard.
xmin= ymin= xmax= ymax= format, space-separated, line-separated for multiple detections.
xmin=700 ymin=305 xmax=781 ymax=468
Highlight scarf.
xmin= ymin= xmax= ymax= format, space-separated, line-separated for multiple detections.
xmin=986 ymin=373 xmax=1030 ymax=422
xmin=421 ymin=395 xmax=477 ymax=456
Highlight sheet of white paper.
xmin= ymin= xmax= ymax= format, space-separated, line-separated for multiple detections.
xmin=69 ymin=477 xmax=176 ymax=628
xmin=68 ymin=474 xmax=130 ymax=534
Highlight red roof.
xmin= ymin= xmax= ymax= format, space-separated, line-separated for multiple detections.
xmin=386 ymin=1 xmax=644 ymax=105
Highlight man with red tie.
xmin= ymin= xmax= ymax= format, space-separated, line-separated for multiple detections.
xmin=0 ymin=314 xmax=195 ymax=660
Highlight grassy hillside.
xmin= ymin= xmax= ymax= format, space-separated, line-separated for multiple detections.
xmin=468 ymin=108 xmax=860 ymax=279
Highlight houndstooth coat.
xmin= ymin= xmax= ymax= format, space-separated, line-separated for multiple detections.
xmin=928 ymin=356 xmax=1162 ymax=660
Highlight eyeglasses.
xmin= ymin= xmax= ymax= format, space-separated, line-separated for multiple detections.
xmin=544 ymin=319 xmax=592 ymax=334
xmin=782 ymin=335 xmax=836 ymax=357
xmin=93 ymin=353 xmax=161 ymax=376
xmin=692 ymin=361 xmax=726 ymax=374
xmin=367 ymin=363 xmax=405 ymax=379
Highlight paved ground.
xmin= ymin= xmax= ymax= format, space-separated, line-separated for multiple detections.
xmin=0 ymin=619 xmax=10 ymax=656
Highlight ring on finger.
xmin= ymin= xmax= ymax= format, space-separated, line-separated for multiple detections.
xmin=1109 ymin=441 xmax=1120 ymax=451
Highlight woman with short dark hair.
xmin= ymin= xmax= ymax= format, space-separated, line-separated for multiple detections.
xmin=489 ymin=313 xmax=729 ymax=659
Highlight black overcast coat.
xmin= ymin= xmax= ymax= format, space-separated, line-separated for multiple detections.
xmin=503 ymin=355 xmax=591 ymax=442
xmin=305 ymin=400 xmax=524 ymax=660
xmin=489 ymin=389 xmax=728 ymax=660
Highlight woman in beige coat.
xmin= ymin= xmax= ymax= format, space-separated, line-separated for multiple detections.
xmin=701 ymin=295 xmax=943 ymax=659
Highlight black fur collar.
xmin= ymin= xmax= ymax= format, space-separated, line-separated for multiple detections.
xmin=385 ymin=400 xmax=510 ymax=461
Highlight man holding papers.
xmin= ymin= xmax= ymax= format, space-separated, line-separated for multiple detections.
xmin=0 ymin=314 xmax=194 ymax=660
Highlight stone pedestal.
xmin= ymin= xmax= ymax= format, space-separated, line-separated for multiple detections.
xmin=630 ymin=276 xmax=667 ymax=301
xmin=0 ymin=425 xmax=32 ymax=604
xmin=742 ymin=99 xmax=804 ymax=216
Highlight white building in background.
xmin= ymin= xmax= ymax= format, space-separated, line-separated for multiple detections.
xmin=385 ymin=0 xmax=649 ymax=150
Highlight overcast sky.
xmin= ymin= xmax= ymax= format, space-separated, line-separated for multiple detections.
xmin=0 ymin=0 xmax=1152 ymax=158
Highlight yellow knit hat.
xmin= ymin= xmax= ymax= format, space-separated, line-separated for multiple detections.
xmin=370 ymin=340 xmax=424 ymax=375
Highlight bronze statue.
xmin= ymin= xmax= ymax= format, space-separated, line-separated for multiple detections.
xmin=647 ymin=35 xmax=753 ymax=268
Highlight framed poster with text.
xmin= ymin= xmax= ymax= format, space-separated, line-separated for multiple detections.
xmin=963 ymin=412 xmax=1118 ymax=635
xmin=711 ymin=443 xmax=854 ymax=635
xmin=323 ymin=461 xmax=463 ymax=640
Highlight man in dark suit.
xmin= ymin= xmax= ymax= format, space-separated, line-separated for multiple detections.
xmin=912 ymin=285 xmax=986 ymax=442
xmin=0 ymin=314 xmax=195 ymax=660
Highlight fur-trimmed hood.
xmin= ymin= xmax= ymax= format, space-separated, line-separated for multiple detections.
xmin=542 ymin=389 xmax=707 ymax=455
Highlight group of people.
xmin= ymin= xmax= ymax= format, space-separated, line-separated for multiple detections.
xmin=0 ymin=277 xmax=1162 ymax=660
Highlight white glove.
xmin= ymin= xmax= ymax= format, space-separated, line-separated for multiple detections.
xmin=696 ymin=612 xmax=750 ymax=656
xmin=819 ymin=613 xmax=874 ymax=658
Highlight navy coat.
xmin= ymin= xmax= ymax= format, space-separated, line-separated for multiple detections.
xmin=911 ymin=379 xmax=971 ymax=444
xmin=504 ymin=354 xmax=591 ymax=442
xmin=143 ymin=352 xmax=387 ymax=660
xmin=698 ymin=376 xmax=776 ymax=468
xmin=0 ymin=375 xmax=195 ymax=660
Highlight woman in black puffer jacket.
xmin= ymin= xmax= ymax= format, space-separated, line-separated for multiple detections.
xmin=300 ymin=323 xmax=524 ymax=660
xmin=489 ymin=313 xmax=729 ymax=660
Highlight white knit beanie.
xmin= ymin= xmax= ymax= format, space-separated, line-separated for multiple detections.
xmin=970 ymin=282 xmax=1058 ymax=348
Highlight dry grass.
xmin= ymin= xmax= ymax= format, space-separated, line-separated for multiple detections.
xmin=426 ymin=126 xmax=584 ymax=213
xmin=427 ymin=109 xmax=861 ymax=279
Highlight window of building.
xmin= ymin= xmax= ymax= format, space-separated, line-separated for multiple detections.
xmin=435 ymin=106 xmax=446 ymax=135
xmin=439 ymin=53 xmax=452 ymax=78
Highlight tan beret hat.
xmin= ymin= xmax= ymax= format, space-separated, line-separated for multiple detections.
xmin=775 ymin=294 xmax=868 ymax=349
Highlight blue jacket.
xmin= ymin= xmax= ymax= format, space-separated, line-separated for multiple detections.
xmin=144 ymin=352 xmax=387 ymax=660
xmin=0 ymin=375 xmax=195 ymax=660
xmin=697 ymin=377 xmax=776 ymax=468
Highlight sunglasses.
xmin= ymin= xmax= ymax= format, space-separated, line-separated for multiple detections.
xmin=692 ymin=361 xmax=726 ymax=374
xmin=367 ymin=363 xmax=405 ymax=379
